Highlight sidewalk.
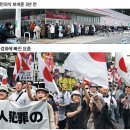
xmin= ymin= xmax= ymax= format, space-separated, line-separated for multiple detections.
xmin=26 ymin=32 xmax=129 ymax=44
xmin=27 ymin=35 xmax=106 ymax=44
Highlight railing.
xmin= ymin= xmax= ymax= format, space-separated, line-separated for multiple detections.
xmin=24 ymin=32 xmax=31 ymax=43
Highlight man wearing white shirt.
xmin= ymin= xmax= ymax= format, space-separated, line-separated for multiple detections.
xmin=9 ymin=81 xmax=30 ymax=107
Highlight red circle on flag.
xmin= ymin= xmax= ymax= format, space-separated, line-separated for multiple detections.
xmin=43 ymin=67 xmax=53 ymax=82
xmin=89 ymin=53 xmax=106 ymax=62
xmin=119 ymin=57 xmax=128 ymax=73
xmin=2 ymin=79 xmax=7 ymax=85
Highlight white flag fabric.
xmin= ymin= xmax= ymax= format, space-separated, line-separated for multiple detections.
xmin=37 ymin=53 xmax=60 ymax=93
xmin=63 ymin=53 xmax=108 ymax=88
xmin=115 ymin=52 xmax=130 ymax=85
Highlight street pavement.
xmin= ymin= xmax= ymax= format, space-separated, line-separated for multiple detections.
xmin=87 ymin=34 xmax=130 ymax=44
xmin=26 ymin=32 xmax=130 ymax=44
xmin=117 ymin=118 xmax=124 ymax=129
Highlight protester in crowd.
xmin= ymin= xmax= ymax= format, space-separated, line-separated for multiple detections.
xmin=102 ymin=87 xmax=117 ymax=121
xmin=114 ymin=85 xmax=123 ymax=123
xmin=72 ymin=85 xmax=80 ymax=92
xmin=0 ymin=86 xmax=9 ymax=100
xmin=53 ymin=86 xmax=71 ymax=129
xmin=22 ymin=81 xmax=36 ymax=103
xmin=56 ymin=90 xmax=70 ymax=129
xmin=88 ymin=90 xmax=117 ymax=129
xmin=89 ymin=83 xmax=102 ymax=97
xmin=120 ymin=85 xmax=130 ymax=129
xmin=0 ymin=22 xmax=16 ymax=43
xmin=9 ymin=81 xmax=30 ymax=107
xmin=26 ymin=83 xmax=55 ymax=129
xmin=48 ymin=93 xmax=59 ymax=129
xmin=97 ymin=86 xmax=103 ymax=94
xmin=66 ymin=84 xmax=90 ymax=129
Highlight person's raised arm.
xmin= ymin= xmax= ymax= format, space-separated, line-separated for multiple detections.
xmin=26 ymin=83 xmax=35 ymax=101
xmin=81 ymin=83 xmax=90 ymax=103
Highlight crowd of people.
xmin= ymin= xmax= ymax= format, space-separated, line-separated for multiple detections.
xmin=0 ymin=79 xmax=130 ymax=129
xmin=0 ymin=21 xmax=129 ymax=43
xmin=21 ymin=21 xmax=129 ymax=39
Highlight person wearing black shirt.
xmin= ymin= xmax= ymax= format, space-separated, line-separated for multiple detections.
xmin=66 ymin=84 xmax=90 ymax=129
xmin=120 ymin=85 xmax=130 ymax=129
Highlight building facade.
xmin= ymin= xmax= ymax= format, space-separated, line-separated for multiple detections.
xmin=0 ymin=9 xmax=130 ymax=27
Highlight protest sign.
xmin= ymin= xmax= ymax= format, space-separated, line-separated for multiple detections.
xmin=0 ymin=100 xmax=49 ymax=129
xmin=19 ymin=70 xmax=33 ymax=81
xmin=59 ymin=77 xmax=77 ymax=90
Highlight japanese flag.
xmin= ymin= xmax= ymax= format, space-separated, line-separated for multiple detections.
xmin=13 ymin=53 xmax=22 ymax=81
xmin=0 ymin=67 xmax=8 ymax=85
xmin=37 ymin=53 xmax=59 ymax=93
xmin=115 ymin=52 xmax=130 ymax=85
xmin=63 ymin=53 xmax=108 ymax=88
xmin=13 ymin=52 xmax=33 ymax=81
xmin=84 ymin=79 xmax=92 ymax=86
xmin=2 ymin=74 xmax=8 ymax=85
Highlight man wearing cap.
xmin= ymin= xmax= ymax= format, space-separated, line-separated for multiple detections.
xmin=9 ymin=81 xmax=30 ymax=107
xmin=89 ymin=83 xmax=103 ymax=97
xmin=26 ymin=84 xmax=55 ymax=129
xmin=0 ymin=86 xmax=8 ymax=100
xmin=66 ymin=84 xmax=90 ymax=129
xmin=120 ymin=85 xmax=130 ymax=128
xmin=0 ymin=22 xmax=16 ymax=43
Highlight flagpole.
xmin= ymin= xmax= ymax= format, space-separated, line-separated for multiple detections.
xmin=26 ymin=52 xmax=28 ymax=84
xmin=36 ymin=52 xmax=40 ymax=88
xmin=110 ymin=52 xmax=116 ymax=108
xmin=79 ymin=76 xmax=84 ymax=106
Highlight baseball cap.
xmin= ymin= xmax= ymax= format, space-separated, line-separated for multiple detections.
xmin=71 ymin=90 xmax=81 ymax=97
xmin=36 ymin=87 xmax=49 ymax=93
xmin=0 ymin=86 xmax=9 ymax=93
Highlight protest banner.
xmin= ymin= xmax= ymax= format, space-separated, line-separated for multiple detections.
xmin=0 ymin=100 xmax=50 ymax=129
